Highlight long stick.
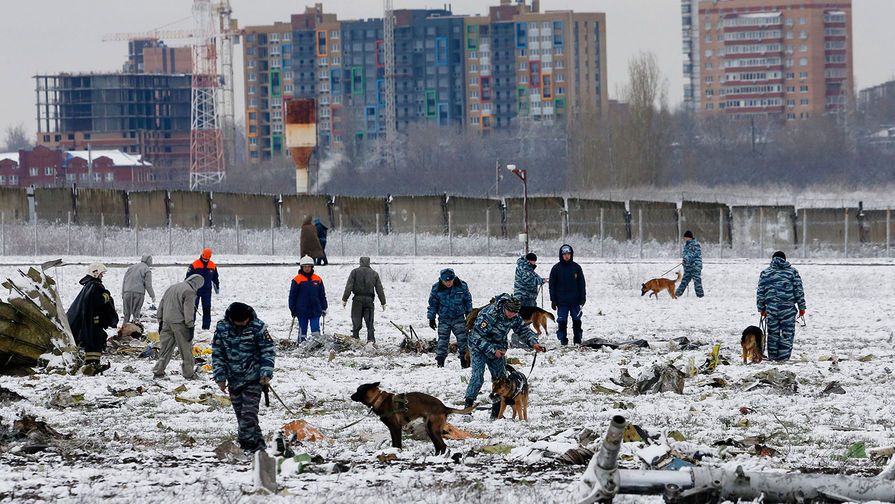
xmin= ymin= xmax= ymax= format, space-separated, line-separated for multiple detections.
xmin=287 ymin=316 xmax=296 ymax=342
xmin=268 ymin=384 xmax=300 ymax=417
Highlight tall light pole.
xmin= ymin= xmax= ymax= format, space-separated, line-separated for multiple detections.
xmin=508 ymin=164 xmax=529 ymax=255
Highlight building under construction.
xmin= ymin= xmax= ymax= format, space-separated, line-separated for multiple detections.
xmin=34 ymin=71 xmax=192 ymax=184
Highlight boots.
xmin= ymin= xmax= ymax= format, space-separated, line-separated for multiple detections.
xmin=572 ymin=319 xmax=583 ymax=345
xmin=459 ymin=349 xmax=471 ymax=369
xmin=464 ymin=398 xmax=475 ymax=409
xmin=436 ymin=356 xmax=445 ymax=368
xmin=557 ymin=321 xmax=569 ymax=346
xmin=81 ymin=360 xmax=110 ymax=376
xmin=490 ymin=400 xmax=501 ymax=420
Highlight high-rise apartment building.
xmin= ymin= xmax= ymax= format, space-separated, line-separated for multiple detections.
xmin=242 ymin=1 xmax=607 ymax=162
xmin=682 ymin=0 xmax=853 ymax=121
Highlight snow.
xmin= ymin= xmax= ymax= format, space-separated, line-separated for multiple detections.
xmin=1 ymin=255 xmax=895 ymax=503
xmin=64 ymin=150 xmax=150 ymax=167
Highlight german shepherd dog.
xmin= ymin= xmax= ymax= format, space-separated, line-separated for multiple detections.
xmin=350 ymin=382 xmax=477 ymax=454
xmin=491 ymin=365 xmax=530 ymax=421
xmin=465 ymin=305 xmax=556 ymax=335
xmin=741 ymin=325 xmax=764 ymax=364
xmin=641 ymin=271 xmax=682 ymax=299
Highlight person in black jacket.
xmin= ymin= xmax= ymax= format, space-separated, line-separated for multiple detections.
xmin=67 ymin=263 xmax=119 ymax=375
xmin=314 ymin=217 xmax=329 ymax=266
xmin=548 ymin=244 xmax=586 ymax=345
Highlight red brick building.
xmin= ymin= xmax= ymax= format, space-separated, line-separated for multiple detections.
xmin=0 ymin=146 xmax=153 ymax=188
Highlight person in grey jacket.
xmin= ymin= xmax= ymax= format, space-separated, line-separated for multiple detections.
xmin=153 ymin=274 xmax=204 ymax=379
xmin=121 ymin=254 xmax=156 ymax=323
xmin=341 ymin=257 xmax=386 ymax=343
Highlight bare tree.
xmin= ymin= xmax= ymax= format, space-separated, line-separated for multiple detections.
xmin=3 ymin=123 xmax=32 ymax=152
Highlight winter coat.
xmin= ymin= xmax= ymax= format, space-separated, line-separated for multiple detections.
xmin=757 ymin=257 xmax=806 ymax=315
xmin=289 ymin=271 xmax=328 ymax=318
xmin=67 ymin=275 xmax=119 ymax=351
xmin=682 ymin=239 xmax=703 ymax=272
xmin=549 ymin=244 xmax=586 ymax=307
xmin=122 ymin=255 xmax=155 ymax=298
xmin=469 ymin=294 xmax=539 ymax=356
xmin=427 ymin=277 xmax=473 ymax=321
xmin=300 ymin=216 xmax=325 ymax=259
xmin=513 ymin=256 xmax=544 ymax=307
xmin=314 ymin=219 xmax=328 ymax=249
xmin=186 ymin=258 xmax=219 ymax=296
xmin=158 ymin=274 xmax=205 ymax=328
xmin=212 ymin=305 xmax=275 ymax=390
xmin=342 ymin=257 xmax=386 ymax=304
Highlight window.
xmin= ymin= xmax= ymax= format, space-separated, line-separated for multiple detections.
xmin=799 ymin=58 xmax=808 ymax=66
xmin=10 ymin=176 xmax=18 ymax=185
xmin=799 ymin=31 xmax=807 ymax=39
xmin=282 ymin=32 xmax=291 ymax=41
xmin=105 ymin=173 xmax=114 ymax=182
xmin=435 ymin=37 xmax=448 ymax=65
xmin=800 ymin=99 xmax=809 ymax=106
xmin=786 ymin=72 xmax=795 ymax=79
xmin=515 ymin=22 xmax=527 ymax=49
xmin=29 ymin=167 xmax=37 ymax=176
xmin=481 ymin=77 xmax=492 ymax=101
xmin=787 ymin=99 xmax=795 ymax=107
xmin=704 ymin=49 xmax=713 ymax=58
xmin=249 ymin=86 xmax=256 ymax=94
xmin=44 ymin=167 xmax=54 ymax=176
xmin=705 ymin=34 xmax=713 ymax=43
xmin=704 ymin=76 xmax=713 ymax=83
xmin=800 ymin=85 xmax=809 ymax=92
xmin=800 ymin=44 xmax=807 ymax=52
xmin=799 ymin=71 xmax=808 ymax=79
xmin=0 ymin=176 xmax=5 ymax=184
xmin=271 ymin=33 xmax=280 ymax=42
xmin=248 ymin=72 xmax=256 ymax=81
xmin=331 ymin=30 xmax=339 ymax=39
xmin=799 ymin=17 xmax=806 ymax=25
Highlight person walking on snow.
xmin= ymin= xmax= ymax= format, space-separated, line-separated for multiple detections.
xmin=514 ymin=252 xmax=548 ymax=317
xmin=549 ymin=244 xmax=587 ymax=346
xmin=757 ymin=251 xmax=806 ymax=362
xmin=289 ymin=256 xmax=328 ymax=343
xmin=300 ymin=216 xmax=325 ymax=264
xmin=121 ymin=254 xmax=156 ymax=323
xmin=314 ymin=217 xmax=329 ymax=266
xmin=427 ymin=268 xmax=473 ymax=368
xmin=212 ymin=302 xmax=276 ymax=453
xmin=67 ymin=263 xmax=119 ymax=375
xmin=186 ymin=248 xmax=220 ymax=330
xmin=675 ymin=230 xmax=704 ymax=298
xmin=153 ymin=274 xmax=205 ymax=380
xmin=463 ymin=294 xmax=545 ymax=418
xmin=341 ymin=257 xmax=386 ymax=343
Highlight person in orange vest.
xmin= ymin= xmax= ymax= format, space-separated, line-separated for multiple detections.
xmin=186 ymin=248 xmax=220 ymax=330
xmin=288 ymin=256 xmax=327 ymax=343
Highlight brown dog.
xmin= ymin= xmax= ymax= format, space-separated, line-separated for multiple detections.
xmin=465 ymin=305 xmax=555 ymax=335
xmin=491 ymin=365 xmax=530 ymax=421
xmin=741 ymin=325 xmax=764 ymax=364
xmin=641 ymin=271 xmax=682 ymax=299
xmin=350 ymin=382 xmax=476 ymax=454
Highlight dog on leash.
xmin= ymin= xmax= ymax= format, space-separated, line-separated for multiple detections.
xmin=490 ymin=365 xmax=530 ymax=421
xmin=641 ymin=271 xmax=682 ymax=299
xmin=350 ymin=382 xmax=477 ymax=454
xmin=465 ymin=304 xmax=556 ymax=335
xmin=741 ymin=325 xmax=764 ymax=364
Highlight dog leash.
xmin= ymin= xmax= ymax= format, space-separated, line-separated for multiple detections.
xmin=658 ymin=263 xmax=682 ymax=278
xmin=527 ymin=351 xmax=538 ymax=380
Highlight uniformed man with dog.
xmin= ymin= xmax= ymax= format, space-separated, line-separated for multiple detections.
xmin=212 ymin=302 xmax=276 ymax=453
xmin=463 ymin=294 xmax=545 ymax=418
xmin=756 ymin=251 xmax=806 ymax=361
xmin=427 ymin=268 xmax=473 ymax=368
xmin=675 ymin=230 xmax=704 ymax=298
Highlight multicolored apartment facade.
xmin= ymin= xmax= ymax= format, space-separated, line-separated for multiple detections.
xmin=241 ymin=1 xmax=607 ymax=162
xmin=682 ymin=0 xmax=854 ymax=121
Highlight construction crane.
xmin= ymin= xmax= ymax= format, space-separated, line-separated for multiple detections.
xmin=383 ymin=0 xmax=397 ymax=170
xmin=101 ymin=0 xmax=238 ymax=187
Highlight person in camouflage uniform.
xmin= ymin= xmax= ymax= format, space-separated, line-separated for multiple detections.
xmin=212 ymin=302 xmax=276 ymax=453
xmin=675 ymin=230 xmax=704 ymax=298
xmin=427 ymin=268 xmax=473 ymax=368
xmin=756 ymin=251 xmax=806 ymax=362
xmin=463 ymin=294 xmax=545 ymax=417
xmin=514 ymin=253 xmax=547 ymax=311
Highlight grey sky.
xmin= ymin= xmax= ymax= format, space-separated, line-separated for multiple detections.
xmin=2 ymin=0 xmax=892 ymax=139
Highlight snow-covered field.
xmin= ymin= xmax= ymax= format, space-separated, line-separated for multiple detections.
xmin=2 ymin=254 xmax=894 ymax=503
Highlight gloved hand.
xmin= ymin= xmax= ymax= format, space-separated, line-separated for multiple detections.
xmin=429 ymin=319 xmax=437 ymax=330
xmin=580 ymin=299 xmax=586 ymax=307
xmin=798 ymin=309 xmax=806 ymax=317
xmin=533 ymin=344 xmax=546 ymax=353
xmin=214 ymin=286 xmax=220 ymax=295
xmin=760 ymin=310 xmax=767 ymax=318
xmin=342 ymin=300 xmax=347 ymax=308
xmin=217 ymin=381 xmax=227 ymax=392
xmin=321 ymin=311 xmax=327 ymax=317
xmin=259 ymin=376 xmax=271 ymax=386
xmin=188 ymin=326 xmax=195 ymax=341
xmin=551 ymin=302 xmax=557 ymax=311
xmin=158 ymin=322 xmax=163 ymax=333
xmin=381 ymin=304 xmax=387 ymax=312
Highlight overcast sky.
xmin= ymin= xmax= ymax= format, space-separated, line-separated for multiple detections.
xmin=2 ymin=0 xmax=892 ymax=139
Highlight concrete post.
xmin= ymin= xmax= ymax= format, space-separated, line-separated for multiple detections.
xmin=719 ymin=207 xmax=724 ymax=259
xmin=758 ymin=207 xmax=764 ymax=259
xmin=486 ymin=208 xmax=491 ymax=257
xmin=202 ymin=219 xmax=206 ymax=250
xmin=448 ymin=211 xmax=453 ymax=257
xmin=638 ymin=209 xmax=643 ymax=259
xmin=413 ymin=212 xmax=418 ymax=257
xmin=802 ymin=209 xmax=808 ymax=259
xmin=0 ymin=212 xmax=4 ymax=256
xmin=376 ymin=213 xmax=380 ymax=256
xmin=270 ymin=216 xmax=275 ymax=255
xmin=843 ymin=208 xmax=849 ymax=258
xmin=600 ymin=208 xmax=605 ymax=259
xmin=67 ymin=211 xmax=72 ymax=256
xmin=167 ymin=223 xmax=172 ymax=256
xmin=339 ymin=213 xmax=344 ymax=257
xmin=33 ymin=214 xmax=38 ymax=257
xmin=134 ymin=214 xmax=140 ymax=256
xmin=887 ymin=209 xmax=891 ymax=258
xmin=100 ymin=213 xmax=105 ymax=257
xmin=236 ymin=215 xmax=241 ymax=255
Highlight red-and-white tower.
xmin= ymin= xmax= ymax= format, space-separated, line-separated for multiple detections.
xmin=189 ymin=0 xmax=225 ymax=189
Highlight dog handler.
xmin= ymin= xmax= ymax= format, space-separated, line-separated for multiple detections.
xmin=427 ymin=268 xmax=473 ymax=368
xmin=675 ymin=230 xmax=704 ymax=298
xmin=212 ymin=302 xmax=276 ymax=453
xmin=463 ymin=294 xmax=545 ymax=418
xmin=756 ymin=251 xmax=806 ymax=361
